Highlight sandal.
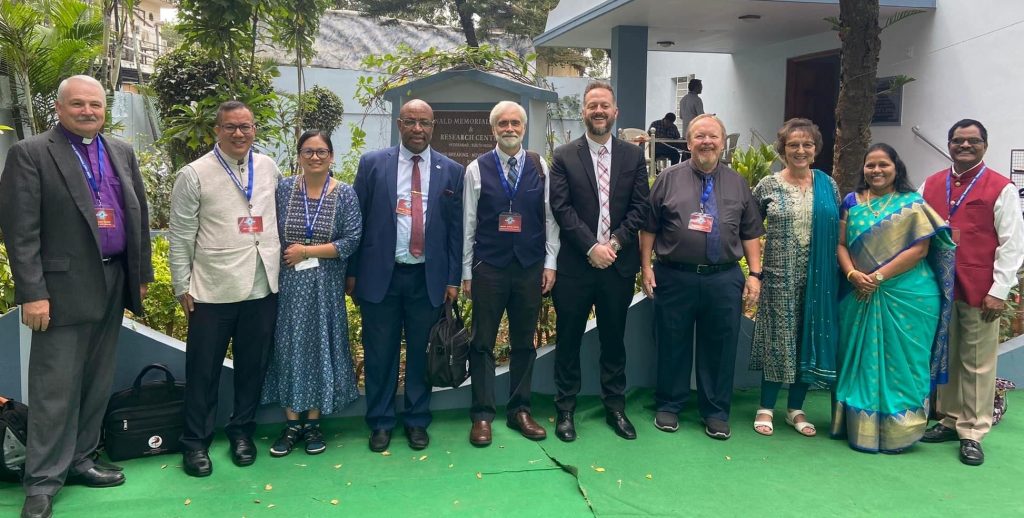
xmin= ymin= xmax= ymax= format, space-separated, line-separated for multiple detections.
xmin=753 ymin=408 xmax=774 ymax=436
xmin=785 ymin=409 xmax=816 ymax=437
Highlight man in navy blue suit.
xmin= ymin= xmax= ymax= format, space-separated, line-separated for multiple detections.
xmin=346 ymin=99 xmax=464 ymax=452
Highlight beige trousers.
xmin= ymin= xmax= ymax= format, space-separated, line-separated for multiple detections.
xmin=936 ymin=300 xmax=1000 ymax=442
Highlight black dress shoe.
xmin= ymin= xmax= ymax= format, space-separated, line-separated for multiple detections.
xmin=89 ymin=451 xmax=123 ymax=471
xmin=555 ymin=411 xmax=576 ymax=442
xmin=369 ymin=429 xmax=391 ymax=452
xmin=230 ymin=438 xmax=257 ymax=467
xmin=959 ymin=439 xmax=984 ymax=466
xmin=21 ymin=495 xmax=52 ymax=518
xmin=606 ymin=411 xmax=637 ymax=440
xmin=922 ymin=423 xmax=959 ymax=443
xmin=405 ymin=426 xmax=429 ymax=450
xmin=66 ymin=466 xmax=125 ymax=487
xmin=183 ymin=449 xmax=213 ymax=477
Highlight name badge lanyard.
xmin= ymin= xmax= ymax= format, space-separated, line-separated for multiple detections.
xmin=68 ymin=135 xmax=107 ymax=202
xmin=300 ymin=176 xmax=331 ymax=245
xmin=699 ymin=174 xmax=715 ymax=215
xmin=214 ymin=146 xmax=255 ymax=202
xmin=945 ymin=165 xmax=986 ymax=221
xmin=493 ymin=151 xmax=523 ymax=211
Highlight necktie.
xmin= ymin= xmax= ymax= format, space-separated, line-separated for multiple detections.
xmin=506 ymin=156 xmax=518 ymax=187
xmin=597 ymin=146 xmax=611 ymax=243
xmin=409 ymin=155 xmax=424 ymax=258
xmin=704 ymin=175 xmax=721 ymax=263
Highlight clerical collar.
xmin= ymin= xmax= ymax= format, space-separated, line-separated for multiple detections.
xmin=59 ymin=124 xmax=98 ymax=145
xmin=952 ymin=160 xmax=985 ymax=179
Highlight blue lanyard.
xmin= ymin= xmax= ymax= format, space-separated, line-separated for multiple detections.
xmin=946 ymin=165 xmax=986 ymax=219
xmin=699 ymin=174 xmax=714 ymax=213
xmin=214 ymin=146 xmax=255 ymax=201
xmin=300 ymin=176 xmax=331 ymax=243
xmin=493 ymin=151 xmax=522 ymax=200
xmin=66 ymin=133 xmax=106 ymax=199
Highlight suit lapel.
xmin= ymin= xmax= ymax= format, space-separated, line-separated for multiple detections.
xmin=426 ymin=149 xmax=446 ymax=230
xmin=574 ymin=138 xmax=599 ymax=200
xmin=609 ymin=137 xmax=625 ymax=198
xmin=385 ymin=147 xmax=399 ymax=223
xmin=47 ymin=128 xmax=101 ymax=250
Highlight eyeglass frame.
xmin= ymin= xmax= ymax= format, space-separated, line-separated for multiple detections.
xmin=299 ymin=148 xmax=332 ymax=159
xmin=398 ymin=118 xmax=435 ymax=129
xmin=217 ymin=123 xmax=257 ymax=134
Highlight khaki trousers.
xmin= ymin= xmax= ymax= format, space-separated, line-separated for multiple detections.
xmin=937 ymin=300 xmax=1000 ymax=441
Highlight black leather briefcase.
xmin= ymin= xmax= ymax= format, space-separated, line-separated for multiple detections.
xmin=102 ymin=364 xmax=185 ymax=461
xmin=426 ymin=299 xmax=472 ymax=388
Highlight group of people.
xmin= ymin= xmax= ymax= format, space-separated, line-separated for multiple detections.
xmin=1 ymin=74 xmax=1022 ymax=518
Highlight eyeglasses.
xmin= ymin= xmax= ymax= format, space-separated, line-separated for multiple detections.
xmin=300 ymin=148 xmax=331 ymax=159
xmin=949 ymin=137 xmax=984 ymax=146
xmin=398 ymin=118 xmax=435 ymax=129
xmin=219 ymin=123 xmax=256 ymax=134
xmin=496 ymin=119 xmax=523 ymax=129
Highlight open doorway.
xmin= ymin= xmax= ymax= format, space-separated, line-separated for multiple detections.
xmin=785 ymin=50 xmax=840 ymax=173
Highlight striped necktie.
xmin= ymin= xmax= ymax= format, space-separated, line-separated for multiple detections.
xmin=597 ymin=145 xmax=611 ymax=243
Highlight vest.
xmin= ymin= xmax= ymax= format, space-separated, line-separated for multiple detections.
xmin=188 ymin=148 xmax=281 ymax=303
xmin=473 ymin=151 xmax=546 ymax=269
xmin=921 ymin=162 xmax=1011 ymax=307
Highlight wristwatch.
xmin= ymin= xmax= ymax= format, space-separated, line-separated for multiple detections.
xmin=609 ymin=237 xmax=622 ymax=252
xmin=748 ymin=271 xmax=763 ymax=280
xmin=874 ymin=272 xmax=885 ymax=283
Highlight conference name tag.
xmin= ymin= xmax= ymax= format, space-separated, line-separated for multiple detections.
xmin=95 ymin=206 xmax=116 ymax=229
xmin=396 ymin=197 xmax=413 ymax=216
xmin=687 ymin=212 xmax=714 ymax=233
xmin=498 ymin=212 xmax=522 ymax=233
xmin=294 ymin=257 xmax=320 ymax=271
xmin=237 ymin=216 xmax=264 ymax=234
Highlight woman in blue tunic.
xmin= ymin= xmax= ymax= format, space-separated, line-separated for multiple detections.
xmin=831 ymin=143 xmax=954 ymax=453
xmin=262 ymin=130 xmax=362 ymax=456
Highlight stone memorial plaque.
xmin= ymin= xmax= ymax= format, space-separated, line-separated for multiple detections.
xmin=432 ymin=110 xmax=496 ymax=166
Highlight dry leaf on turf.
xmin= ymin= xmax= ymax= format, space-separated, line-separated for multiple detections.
xmin=725 ymin=456 xmax=731 ymax=461
xmin=184 ymin=499 xmax=191 ymax=506
xmin=160 ymin=464 xmax=167 ymax=469
xmin=548 ymin=417 xmax=555 ymax=423
xmin=267 ymin=504 xmax=276 ymax=509
xmin=419 ymin=455 xmax=428 ymax=461
xmin=592 ymin=466 xmax=606 ymax=473
xmin=645 ymin=474 xmax=653 ymax=480
xmin=381 ymin=451 xmax=392 ymax=456
xmin=254 ymin=499 xmax=261 ymax=504
xmin=264 ymin=484 xmax=273 ymax=491
xmin=334 ymin=464 xmax=342 ymax=469
xmin=330 ymin=499 xmax=339 ymax=505
xmin=476 ymin=472 xmax=483 ymax=479
xmin=448 ymin=464 xmax=454 ymax=468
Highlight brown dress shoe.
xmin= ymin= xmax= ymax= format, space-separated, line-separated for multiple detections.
xmin=507 ymin=411 xmax=547 ymax=440
xmin=470 ymin=420 xmax=492 ymax=446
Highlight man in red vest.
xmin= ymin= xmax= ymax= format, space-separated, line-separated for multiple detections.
xmin=920 ymin=119 xmax=1024 ymax=466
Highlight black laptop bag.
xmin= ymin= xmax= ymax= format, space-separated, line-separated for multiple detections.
xmin=103 ymin=364 xmax=185 ymax=461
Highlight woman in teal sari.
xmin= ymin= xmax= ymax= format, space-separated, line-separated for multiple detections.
xmin=831 ymin=143 xmax=955 ymax=453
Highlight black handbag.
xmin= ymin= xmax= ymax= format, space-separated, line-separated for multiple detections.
xmin=102 ymin=364 xmax=185 ymax=461
xmin=425 ymin=299 xmax=472 ymax=388
xmin=0 ymin=396 xmax=28 ymax=482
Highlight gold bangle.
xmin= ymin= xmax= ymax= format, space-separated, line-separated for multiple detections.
xmin=846 ymin=270 xmax=857 ymax=281
xmin=302 ymin=246 xmax=308 ymax=260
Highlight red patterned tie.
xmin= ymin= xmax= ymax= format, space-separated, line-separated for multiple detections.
xmin=597 ymin=146 xmax=611 ymax=243
xmin=409 ymin=155 xmax=424 ymax=257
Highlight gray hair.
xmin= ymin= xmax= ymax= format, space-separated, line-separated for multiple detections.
xmin=56 ymin=75 xmax=106 ymax=103
xmin=686 ymin=113 xmax=727 ymax=139
xmin=489 ymin=101 xmax=527 ymax=128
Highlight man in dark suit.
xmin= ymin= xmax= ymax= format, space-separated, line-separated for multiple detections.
xmin=549 ymin=81 xmax=650 ymax=441
xmin=0 ymin=75 xmax=153 ymax=518
xmin=346 ymin=99 xmax=464 ymax=452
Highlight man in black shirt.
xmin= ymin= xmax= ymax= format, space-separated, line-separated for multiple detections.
xmin=647 ymin=113 xmax=683 ymax=165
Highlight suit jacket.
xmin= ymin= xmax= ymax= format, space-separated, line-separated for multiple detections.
xmin=348 ymin=146 xmax=464 ymax=307
xmin=0 ymin=127 xmax=154 ymax=326
xmin=549 ymin=135 xmax=650 ymax=278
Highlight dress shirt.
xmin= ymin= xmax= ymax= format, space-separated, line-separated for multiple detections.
xmin=585 ymin=134 xmax=612 ymax=254
xmin=462 ymin=146 xmax=560 ymax=280
xmin=395 ymin=145 xmax=432 ymax=264
xmin=60 ymin=125 xmax=126 ymax=257
xmin=648 ymin=119 xmax=681 ymax=140
xmin=678 ymin=93 xmax=704 ymax=133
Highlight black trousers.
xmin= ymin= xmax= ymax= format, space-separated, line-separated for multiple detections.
xmin=552 ymin=267 xmax=635 ymax=413
xmin=652 ymin=263 xmax=743 ymax=420
xmin=468 ymin=261 xmax=543 ymax=422
xmin=360 ymin=263 xmax=441 ymax=431
xmin=24 ymin=260 xmax=125 ymax=496
xmin=180 ymin=293 xmax=277 ymax=451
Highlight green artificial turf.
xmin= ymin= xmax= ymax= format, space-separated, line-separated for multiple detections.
xmin=2 ymin=390 xmax=1021 ymax=517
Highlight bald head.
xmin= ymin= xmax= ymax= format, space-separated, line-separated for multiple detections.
xmin=397 ymin=99 xmax=435 ymax=154
xmin=55 ymin=75 xmax=106 ymax=138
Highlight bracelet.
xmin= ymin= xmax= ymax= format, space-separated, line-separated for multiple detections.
xmin=846 ymin=270 xmax=857 ymax=281
xmin=302 ymin=246 xmax=308 ymax=260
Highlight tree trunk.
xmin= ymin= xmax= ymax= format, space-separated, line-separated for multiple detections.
xmin=833 ymin=0 xmax=881 ymax=195
xmin=454 ymin=0 xmax=479 ymax=47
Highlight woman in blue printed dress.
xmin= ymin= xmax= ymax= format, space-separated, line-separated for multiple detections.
xmin=262 ymin=130 xmax=362 ymax=456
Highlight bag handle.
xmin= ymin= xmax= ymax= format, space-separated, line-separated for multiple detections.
xmin=132 ymin=363 xmax=177 ymax=391
xmin=445 ymin=299 xmax=464 ymax=327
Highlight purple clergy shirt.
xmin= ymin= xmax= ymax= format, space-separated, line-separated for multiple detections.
xmin=61 ymin=125 xmax=127 ymax=257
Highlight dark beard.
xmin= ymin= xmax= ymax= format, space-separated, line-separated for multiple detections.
xmin=585 ymin=117 xmax=614 ymax=136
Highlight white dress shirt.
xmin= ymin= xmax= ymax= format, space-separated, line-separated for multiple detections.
xmin=462 ymin=146 xmax=560 ymax=280
xmin=395 ymin=144 xmax=431 ymax=264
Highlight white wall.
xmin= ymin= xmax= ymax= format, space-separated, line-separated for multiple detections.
xmin=644 ymin=51 xmax=737 ymax=134
xmin=720 ymin=0 xmax=1024 ymax=186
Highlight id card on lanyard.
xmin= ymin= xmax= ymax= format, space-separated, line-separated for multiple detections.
xmin=688 ymin=174 xmax=715 ymax=233
xmin=67 ymin=133 xmax=116 ymax=229
xmin=215 ymin=146 xmax=263 ymax=234
xmin=494 ymin=151 xmax=523 ymax=233
xmin=945 ymin=165 xmax=986 ymax=244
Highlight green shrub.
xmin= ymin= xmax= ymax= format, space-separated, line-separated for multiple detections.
xmin=731 ymin=144 xmax=777 ymax=188
xmin=136 ymin=236 xmax=188 ymax=342
xmin=0 ymin=242 xmax=15 ymax=314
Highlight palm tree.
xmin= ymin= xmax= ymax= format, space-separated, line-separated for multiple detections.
xmin=0 ymin=0 xmax=103 ymax=135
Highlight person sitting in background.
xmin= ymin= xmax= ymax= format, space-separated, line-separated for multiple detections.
xmin=261 ymin=130 xmax=362 ymax=457
xmin=648 ymin=112 xmax=682 ymax=165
